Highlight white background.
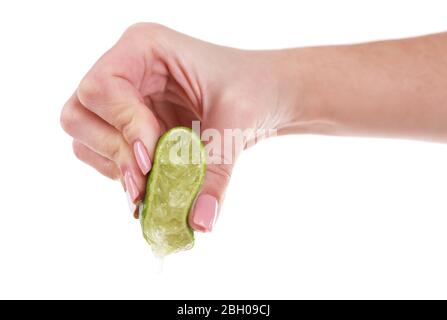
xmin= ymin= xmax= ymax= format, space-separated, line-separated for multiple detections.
xmin=0 ymin=0 xmax=446 ymax=299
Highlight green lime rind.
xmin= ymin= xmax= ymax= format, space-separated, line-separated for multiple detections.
xmin=140 ymin=127 xmax=206 ymax=257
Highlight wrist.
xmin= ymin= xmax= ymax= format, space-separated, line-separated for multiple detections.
xmin=274 ymin=47 xmax=338 ymax=136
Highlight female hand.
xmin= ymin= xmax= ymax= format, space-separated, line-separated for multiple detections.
xmin=60 ymin=23 xmax=290 ymax=232
xmin=62 ymin=23 xmax=447 ymax=232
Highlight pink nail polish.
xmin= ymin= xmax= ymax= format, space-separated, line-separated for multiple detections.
xmin=124 ymin=171 xmax=139 ymax=202
xmin=133 ymin=140 xmax=152 ymax=175
xmin=190 ymin=194 xmax=218 ymax=232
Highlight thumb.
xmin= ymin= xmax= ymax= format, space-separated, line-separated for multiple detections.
xmin=189 ymin=121 xmax=240 ymax=232
xmin=189 ymin=163 xmax=233 ymax=233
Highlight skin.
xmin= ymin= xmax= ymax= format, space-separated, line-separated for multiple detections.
xmin=60 ymin=23 xmax=447 ymax=231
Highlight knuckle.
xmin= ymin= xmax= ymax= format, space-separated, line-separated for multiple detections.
xmin=60 ymin=103 xmax=76 ymax=134
xmin=104 ymin=138 xmax=123 ymax=162
xmin=109 ymin=147 xmax=121 ymax=163
xmin=125 ymin=22 xmax=166 ymax=37
xmin=207 ymin=164 xmax=232 ymax=185
xmin=119 ymin=110 xmax=161 ymax=145
xmin=118 ymin=111 xmax=137 ymax=141
xmin=72 ymin=141 xmax=84 ymax=160
xmin=77 ymin=76 xmax=103 ymax=106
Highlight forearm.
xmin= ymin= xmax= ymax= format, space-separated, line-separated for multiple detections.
xmin=279 ymin=33 xmax=447 ymax=142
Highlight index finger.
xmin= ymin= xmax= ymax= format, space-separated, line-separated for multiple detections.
xmin=76 ymin=23 xmax=167 ymax=174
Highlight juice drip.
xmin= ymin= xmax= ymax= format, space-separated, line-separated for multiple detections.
xmin=155 ymin=256 xmax=164 ymax=274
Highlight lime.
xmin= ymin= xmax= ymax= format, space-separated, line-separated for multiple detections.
xmin=140 ymin=127 xmax=206 ymax=256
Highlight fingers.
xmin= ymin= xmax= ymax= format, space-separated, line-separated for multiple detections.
xmin=72 ymin=140 xmax=120 ymax=180
xmin=76 ymin=25 xmax=164 ymax=177
xmin=61 ymin=94 xmax=147 ymax=203
xmin=77 ymin=76 xmax=161 ymax=174
xmin=61 ymin=94 xmax=126 ymax=162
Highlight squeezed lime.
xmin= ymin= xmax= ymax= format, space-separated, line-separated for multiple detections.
xmin=140 ymin=127 xmax=206 ymax=256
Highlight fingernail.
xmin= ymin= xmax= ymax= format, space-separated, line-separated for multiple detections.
xmin=124 ymin=171 xmax=139 ymax=202
xmin=190 ymin=194 xmax=218 ymax=232
xmin=133 ymin=140 xmax=152 ymax=175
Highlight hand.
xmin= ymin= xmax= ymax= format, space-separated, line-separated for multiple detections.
xmin=60 ymin=23 xmax=290 ymax=231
